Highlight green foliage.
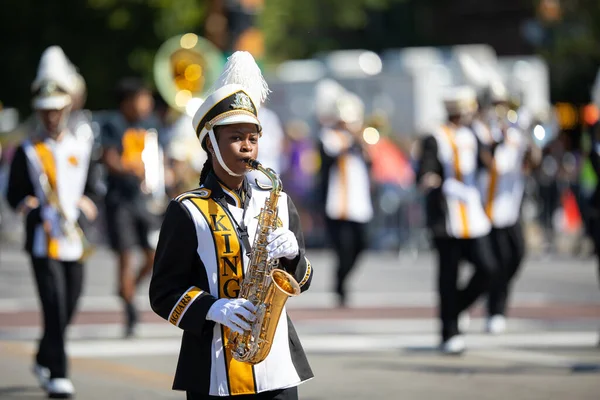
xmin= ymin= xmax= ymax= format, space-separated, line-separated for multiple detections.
xmin=260 ymin=0 xmax=405 ymax=62
xmin=535 ymin=0 xmax=600 ymax=102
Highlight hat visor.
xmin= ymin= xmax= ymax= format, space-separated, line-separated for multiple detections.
xmin=215 ymin=114 xmax=261 ymax=129
xmin=33 ymin=95 xmax=71 ymax=110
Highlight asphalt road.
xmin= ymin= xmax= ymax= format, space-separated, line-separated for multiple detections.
xmin=0 ymin=244 xmax=599 ymax=399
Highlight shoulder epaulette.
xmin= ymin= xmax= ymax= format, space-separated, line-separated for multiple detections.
xmin=175 ymin=187 xmax=212 ymax=202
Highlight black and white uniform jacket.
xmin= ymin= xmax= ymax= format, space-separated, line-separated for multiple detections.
xmin=149 ymin=172 xmax=314 ymax=396
xmin=319 ymin=127 xmax=373 ymax=223
xmin=475 ymin=125 xmax=529 ymax=229
xmin=417 ymin=124 xmax=491 ymax=239
xmin=6 ymin=123 xmax=95 ymax=261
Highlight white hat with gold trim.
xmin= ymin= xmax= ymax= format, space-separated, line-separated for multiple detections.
xmin=443 ymin=86 xmax=478 ymax=116
xmin=192 ymin=51 xmax=269 ymax=176
xmin=31 ymin=46 xmax=78 ymax=110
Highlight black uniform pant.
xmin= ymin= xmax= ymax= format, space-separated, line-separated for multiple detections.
xmin=186 ymin=387 xmax=298 ymax=400
xmin=487 ymin=222 xmax=525 ymax=316
xmin=325 ymin=218 xmax=368 ymax=302
xmin=589 ymin=217 xmax=600 ymax=289
xmin=31 ymin=257 xmax=84 ymax=379
xmin=433 ymin=236 xmax=496 ymax=341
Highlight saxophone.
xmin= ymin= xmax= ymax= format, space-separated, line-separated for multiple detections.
xmin=227 ymin=159 xmax=301 ymax=365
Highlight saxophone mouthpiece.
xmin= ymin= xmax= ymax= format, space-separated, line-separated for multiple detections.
xmin=246 ymin=158 xmax=261 ymax=170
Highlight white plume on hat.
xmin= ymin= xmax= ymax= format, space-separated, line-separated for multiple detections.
xmin=443 ymin=86 xmax=478 ymax=116
xmin=191 ymin=51 xmax=270 ymax=177
xmin=314 ymin=79 xmax=348 ymax=126
xmin=208 ymin=51 xmax=270 ymax=108
xmin=31 ymin=46 xmax=81 ymax=110
xmin=337 ymin=91 xmax=365 ymax=132
xmin=32 ymin=46 xmax=78 ymax=95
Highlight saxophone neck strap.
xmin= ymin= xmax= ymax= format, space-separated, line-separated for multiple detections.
xmin=215 ymin=196 xmax=252 ymax=257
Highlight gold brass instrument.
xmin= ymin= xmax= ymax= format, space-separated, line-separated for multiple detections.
xmin=153 ymin=33 xmax=223 ymax=194
xmin=153 ymin=33 xmax=224 ymax=113
xmin=227 ymin=159 xmax=301 ymax=365
xmin=38 ymin=174 xmax=95 ymax=262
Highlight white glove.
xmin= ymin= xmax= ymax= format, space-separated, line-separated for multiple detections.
xmin=206 ymin=298 xmax=256 ymax=334
xmin=442 ymin=178 xmax=470 ymax=202
xmin=266 ymin=228 xmax=299 ymax=260
xmin=41 ymin=206 xmax=62 ymax=237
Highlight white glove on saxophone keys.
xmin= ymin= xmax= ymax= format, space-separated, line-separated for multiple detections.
xmin=266 ymin=228 xmax=299 ymax=260
xmin=206 ymin=298 xmax=256 ymax=334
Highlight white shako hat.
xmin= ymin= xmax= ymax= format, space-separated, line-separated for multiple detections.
xmin=443 ymin=86 xmax=478 ymax=116
xmin=31 ymin=46 xmax=78 ymax=110
xmin=192 ymin=51 xmax=269 ymax=176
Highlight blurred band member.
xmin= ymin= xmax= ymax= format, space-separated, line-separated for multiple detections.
xmin=587 ymin=124 xmax=600 ymax=288
xmin=6 ymin=46 xmax=97 ymax=398
xmin=100 ymin=78 xmax=161 ymax=337
xmin=417 ymin=87 xmax=496 ymax=354
xmin=476 ymin=84 xmax=540 ymax=334
xmin=318 ymin=89 xmax=373 ymax=307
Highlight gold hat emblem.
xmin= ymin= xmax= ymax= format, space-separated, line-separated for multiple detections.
xmin=230 ymin=92 xmax=255 ymax=114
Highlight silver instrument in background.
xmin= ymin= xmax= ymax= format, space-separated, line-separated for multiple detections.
xmin=141 ymin=128 xmax=168 ymax=215
xmin=38 ymin=173 xmax=95 ymax=262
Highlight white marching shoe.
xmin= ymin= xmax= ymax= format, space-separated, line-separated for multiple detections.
xmin=45 ymin=378 xmax=75 ymax=399
xmin=440 ymin=335 xmax=466 ymax=355
xmin=458 ymin=312 xmax=471 ymax=332
xmin=32 ymin=364 xmax=50 ymax=388
xmin=486 ymin=315 xmax=507 ymax=335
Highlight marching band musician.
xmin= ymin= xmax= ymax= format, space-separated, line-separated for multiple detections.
xmin=475 ymin=85 xmax=540 ymax=334
xmin=417 ymin=87 xmax=496 ymax=354
xmin=149 ymin=51 xmax=313 ymax=400
xmin=318 ymin=88 xmax=373 ymax=308
xmin=6 ymin=46 xmax=97 ymax=398
xmin=100 ymin=77 xmax=162 ymax=337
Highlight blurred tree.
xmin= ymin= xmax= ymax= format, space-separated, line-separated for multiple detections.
xmin=260 ymin=0 xmax=406 ymax=62
xmin=0 ymin=0 xmax=211 ymax=115
xmin=533 ymin=0 xmax=600 ymax=103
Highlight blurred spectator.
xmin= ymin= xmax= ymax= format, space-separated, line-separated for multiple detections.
xmin=280 ymin=119 xmax=321 ymax=246
xmin=99 ymin=77 xmax=162 ymax=337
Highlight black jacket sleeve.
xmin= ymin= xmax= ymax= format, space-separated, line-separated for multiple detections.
xmin=416 ymin=135 xmax=442 ymax=183
xmin=6 ymin=145 xmax=36 ymax=211
xmin=279 ymin=194 xmax=313 ymax=292
xmin=149 ymin=200 xmax=218 ymax=334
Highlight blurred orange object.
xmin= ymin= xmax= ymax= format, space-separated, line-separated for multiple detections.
xmin=562 ymin=189 xmax=582 ymax=233
xmin=582 ymin=104 xmax=599 ymax=127
xmin=367 ymin=137 xmax=414 ymax=188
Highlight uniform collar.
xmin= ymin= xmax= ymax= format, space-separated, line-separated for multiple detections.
xmin=204 ymin=171 xmax=252 ymax=208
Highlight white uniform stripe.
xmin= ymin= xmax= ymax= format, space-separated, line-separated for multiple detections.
xmin=181 ymin=199 xmax=219 ymax=298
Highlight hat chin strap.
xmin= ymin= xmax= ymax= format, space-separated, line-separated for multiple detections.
xmin=208 ymin=129 xmax=243 ymax=177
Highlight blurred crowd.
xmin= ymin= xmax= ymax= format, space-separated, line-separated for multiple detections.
xmin=1 ymin=40 xmax=600 ymax=397
xmin=1 ymin=52 xmax=599 ymax=261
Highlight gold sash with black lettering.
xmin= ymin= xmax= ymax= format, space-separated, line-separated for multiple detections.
xmin=190 ymin=197 xmax=257 ymax=395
